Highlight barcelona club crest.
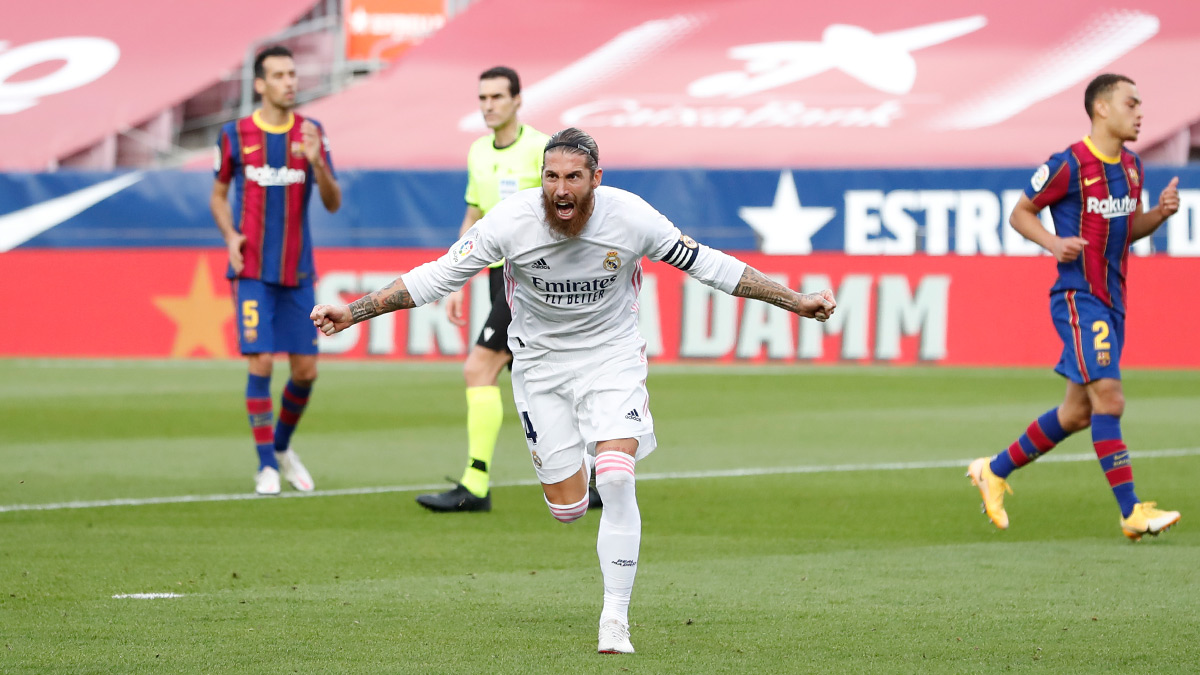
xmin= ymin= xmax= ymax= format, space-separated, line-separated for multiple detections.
xmin=291 ymin=141 xmax=304 ymax=158
xmin=603 ymin=250 xmax=622 ymax=272
xmin=1126 ymin=166 xmax=1139 ymax=186
xmin=1097 ymin=351 xmax=1111 ymax=367
xmin=244 ymin=328 xmax=258 ymax=344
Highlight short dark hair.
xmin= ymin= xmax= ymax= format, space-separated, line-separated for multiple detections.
xmin=544 ymin=127 xmax=599 ymax=173
xmin=1084 ymin=73 xmax=1135 ymax=119
xmin=254 ymin=45 xmax=294 ymax=80
xmin=480 ymin=66 xmax=520 ymax=97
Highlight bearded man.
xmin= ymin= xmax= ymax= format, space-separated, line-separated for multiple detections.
xmin=311 ymin=127 xmax=836 ymax=655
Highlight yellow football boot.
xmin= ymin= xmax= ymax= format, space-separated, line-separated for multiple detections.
xmin=967 ymin=457 xmax=1013 ymax=530
xmin=1120 ymin=502 xmax=1180 ymax=541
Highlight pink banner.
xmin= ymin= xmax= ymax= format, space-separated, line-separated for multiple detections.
xmin=2 ymin=249 xmax=1196 ymax=368
xmin=2 ymin=0 xmax=314 ymax=170
xmin=302 ymin=0 xmax=1200 ymax=168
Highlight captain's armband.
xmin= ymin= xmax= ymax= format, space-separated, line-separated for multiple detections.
xmin=661 ymin=234 xmax=700 ymax=271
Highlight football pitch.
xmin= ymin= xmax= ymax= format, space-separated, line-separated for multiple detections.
xmin=2 ymin=359 xmax=1197 ymax=674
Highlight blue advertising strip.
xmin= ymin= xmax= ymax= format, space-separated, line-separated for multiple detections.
xmin=1 ymin=166 xmax=1196 ymax=254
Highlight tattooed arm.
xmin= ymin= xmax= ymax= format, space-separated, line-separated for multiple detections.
xmin=311 ymin=277 xmax=416 ymax=336
xmin=732 ymin=266 xmax=836 ymax=322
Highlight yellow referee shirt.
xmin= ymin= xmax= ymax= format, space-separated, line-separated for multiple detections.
xmin=465 ymin=124 xmax=549 ymax=267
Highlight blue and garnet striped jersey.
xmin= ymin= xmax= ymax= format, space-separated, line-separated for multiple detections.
xmin=214 ymin=110 xmax=335 ymax=287
xmin=1024 ymin=136 xmax=1143 ymax=315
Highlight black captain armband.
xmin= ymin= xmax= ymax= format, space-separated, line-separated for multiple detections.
xmin=662 ymin=234 xmax=700 ymax=271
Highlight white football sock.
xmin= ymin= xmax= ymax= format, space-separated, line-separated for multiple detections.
xmin=594 ymin=451 xmax=639 ymax=626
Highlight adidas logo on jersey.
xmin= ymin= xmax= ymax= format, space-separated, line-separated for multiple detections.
xmin=531 ymin=258 xmax=550 ymax=269
xmin=624 ymin=409 xmax=641 ymax=422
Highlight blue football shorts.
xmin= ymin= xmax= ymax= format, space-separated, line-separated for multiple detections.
xmin=233 ymin=278 xmax=319 ymax=355
xmin=1050 ymin=290 xmax=1124 ymax=384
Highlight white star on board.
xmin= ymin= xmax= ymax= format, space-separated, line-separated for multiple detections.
xmin=738 ymin=170 xmax=836 ymax=254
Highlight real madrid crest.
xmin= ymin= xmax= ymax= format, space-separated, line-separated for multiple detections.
xmin=603 ymin=250 xmax=622 ymax=272
xmin=531 ymin=450 xmax=543 ymax=469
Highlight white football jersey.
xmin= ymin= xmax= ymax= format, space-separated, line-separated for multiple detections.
xmin=402 ymin=186 xmax=746 ymax=358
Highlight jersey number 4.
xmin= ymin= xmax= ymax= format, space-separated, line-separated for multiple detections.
xmin=521 ymin=411 xmax=538 ymax=445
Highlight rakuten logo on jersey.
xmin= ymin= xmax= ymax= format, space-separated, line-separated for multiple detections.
xmin=1086 ymin=195 xmax=1138 ymax=219
xmin=245 ymin=166 xmax=306 ymax=187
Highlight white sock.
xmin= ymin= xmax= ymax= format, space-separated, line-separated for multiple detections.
xmin=594 ymin=451 xmax=639 ymax=626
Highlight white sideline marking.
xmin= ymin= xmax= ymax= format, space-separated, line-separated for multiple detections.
xmin=112 ymin=593 xmax=184 ymax=599
xmin=3 ymin=447 xmax=1197 ymax=514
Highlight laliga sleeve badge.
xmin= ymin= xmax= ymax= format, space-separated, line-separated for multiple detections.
xmin=1031 ymin=164 xmax=1050 ymax=192
xmin=603 ymin=250 xmax=622 ymax=272
xmin=450 ymin=238 xmax=475 ymax=264
xmin=213 ymin=146 xmax=222 ymax=172
xmin=681 ymin=234 xmax=698 ymax=249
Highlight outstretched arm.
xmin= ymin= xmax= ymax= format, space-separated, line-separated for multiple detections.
xmin=311 ymin=277 xmax=416 ymax=335
xmin=732 ymin=266 xmax=836 ymax=322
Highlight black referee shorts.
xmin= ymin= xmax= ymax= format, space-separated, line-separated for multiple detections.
xmin=475 ymin=266 xmax=512 ymax=355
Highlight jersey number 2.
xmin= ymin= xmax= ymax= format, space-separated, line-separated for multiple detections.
xmin=1091 ymin=320 xmax=1111 ymax=350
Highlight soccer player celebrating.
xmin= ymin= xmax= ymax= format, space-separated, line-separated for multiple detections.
xmin=211 ymin=45 xmax=341 ymax=495
xmin=968 ymin=73 xmax=1180 ymax=540
xmin=312 ymin=128 xmax=835 ymax=653
xmin=415 ymin=66 xmax=560 ymax=513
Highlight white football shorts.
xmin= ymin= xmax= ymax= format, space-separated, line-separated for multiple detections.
xmin=510 ymin=346 xmax=657 ymax=485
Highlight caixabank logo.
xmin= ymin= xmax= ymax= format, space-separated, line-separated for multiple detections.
xmin=446 ymin=4 xmax=1169 ymax=169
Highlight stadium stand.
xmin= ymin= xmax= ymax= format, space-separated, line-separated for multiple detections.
xmin=2 ymin=0 xmax=1198 ymax=171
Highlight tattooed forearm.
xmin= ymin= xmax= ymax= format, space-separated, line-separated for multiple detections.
xmin=348 ymin=279 xmax=415 ymax=323
xmin=733 ymin=266 xmax=803 ymax=312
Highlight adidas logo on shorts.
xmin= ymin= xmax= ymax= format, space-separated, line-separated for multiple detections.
xmin=531 ymin=258 xmax=550 ymax=269
xmin=625 ymin=409 xmax=641 ymax=422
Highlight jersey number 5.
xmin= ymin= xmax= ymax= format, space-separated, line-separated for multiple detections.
xmin=242 ymin=300 xmax=260 ymax=328
xmin=1092 ymin=320 xmax=1111 ymax=350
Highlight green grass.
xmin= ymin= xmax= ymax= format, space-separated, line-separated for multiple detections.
xmin=1 ymin=359 xmax=1198 ymax=673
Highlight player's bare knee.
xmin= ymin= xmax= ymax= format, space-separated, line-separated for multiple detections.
xmin=1060 ymin=406 xmax=1091 ymax=432
xmin=247 ymin=353 xmax=273 ymax=376
xmin=463 ymin=348 xmax=505 ymax=386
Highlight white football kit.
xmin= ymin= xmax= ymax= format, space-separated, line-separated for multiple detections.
xmin=402 ymin=186 xmax=746 ymax=483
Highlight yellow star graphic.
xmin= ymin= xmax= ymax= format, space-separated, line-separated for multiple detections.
xmin=153 ymin=256 xmax=234 ymax=358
